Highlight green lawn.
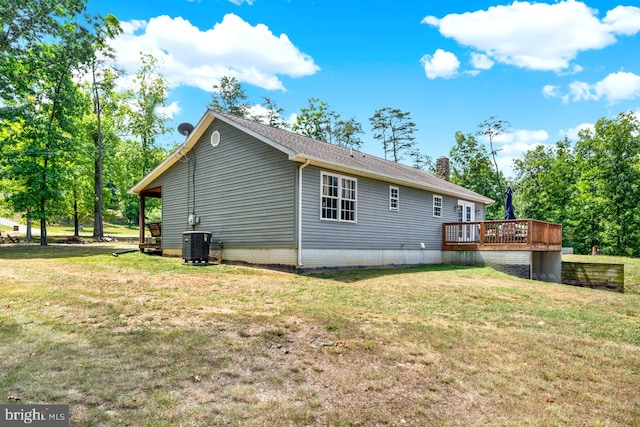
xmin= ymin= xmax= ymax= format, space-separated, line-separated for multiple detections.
xmin=45 ymin=222 xmax=139 ymax=237
xmin=1 ymin=245 xmax=638 ymax=426
xmin=1 ymin=222 xmax=139 ymax=239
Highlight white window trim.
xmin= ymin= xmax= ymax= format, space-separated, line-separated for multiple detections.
xmin=433 ymin=194 xmax=443 ymax=218
xmin=320 ymin=171 xmax=357 ymax=223
xmin=389 ymin=186 xmax=399 ymax=211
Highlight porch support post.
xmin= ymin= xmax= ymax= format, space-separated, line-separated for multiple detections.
xmin=139 ymin=195 xmax=146 ymax=244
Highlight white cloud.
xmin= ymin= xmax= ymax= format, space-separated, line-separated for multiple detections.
xmin=157 ymin=101 xmax=181 ymax=120
xmin=561 ymin=123 xmax=595 ymax=140
xmin=470 ymin=52 xmax=494 ymax=70
xmin=542 ymin=84 xmax=559 ymax=99
xmin=110 ymin=14 xmax=319 ymax=92
xmin=603 ymin=6 xmax=640 ymax=35
xmin=247 ymin=104 xmax=296 ymax=127
xmin=421 ymin=16 xmax=439 ymax=27
xmin=420 ymin=49 xmax=460 ymax=79
xmin=568 ymin=71 xmax=640 ymax=103
xmin=423 ymin=1 xmax=640 ymax=72
xmin=479 ymin=129 xmax=549 ymax=177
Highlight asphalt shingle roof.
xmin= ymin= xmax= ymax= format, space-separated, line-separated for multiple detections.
xmin=213 ymin=110 xmax=494 ymax=205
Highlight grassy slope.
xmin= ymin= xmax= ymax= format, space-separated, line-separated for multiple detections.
xmin=0 ymin=245 xmax=638 ymax=426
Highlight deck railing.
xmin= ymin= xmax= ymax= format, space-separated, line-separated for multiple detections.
xmin=443 ymin=219 xmax=562 ymax=251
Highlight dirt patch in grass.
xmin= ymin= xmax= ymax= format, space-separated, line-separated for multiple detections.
xmin=1 ymin=246 xmax=639 ymax=426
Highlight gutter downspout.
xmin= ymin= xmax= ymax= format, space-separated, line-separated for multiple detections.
xmin=297 ymin=159 xmax=310 ymax=267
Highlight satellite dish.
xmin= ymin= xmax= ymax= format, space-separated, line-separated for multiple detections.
xmin=178 ymin=122 xmax=194 ymax=136
xmin=210 ymin=130 xmax=220 ymax=147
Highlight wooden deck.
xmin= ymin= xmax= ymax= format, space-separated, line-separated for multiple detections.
xmin=443 ymin=219 xmax=562 ymax=251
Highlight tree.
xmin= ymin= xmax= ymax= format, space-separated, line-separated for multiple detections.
xmin=574 ymin=112 xmax=640 ymax=256
xmin=369 ymin=107 xmax=417 ymax=162
xmin=0 ymin=0 xmax=94 ymax=102
xmin=332 ymin=117 xmax=364 ymax=150
xmin=253 ymin=97 xmax=289 ymax=129
xmin=3 ymin=39 xmax=93 ymax=245
xmin=477 ymin=116 xmax=510 ymax=210
xmin=126 ymin=53 xmax=170 ymax=177
xmin=86 ymin=14 xmax=122 ymax=239
xmin=209 ymin=76 xmax=249 ymax=117
xmin=409 ymin=148 xmax=433 ymax=172
xmin=292 ymin=98 xmax=332 ymax=141
xmin=449 ymin=131 xmax=503 ymax=219
xmin=513 ymin=137 xmax=578 ymax=246
xmin=0 ymin=2 xmax=108 ymax=243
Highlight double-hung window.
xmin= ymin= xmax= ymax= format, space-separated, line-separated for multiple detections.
xmin=389 ymin=186 xmax=399 ymax=211
xmin=321 ymin=172 xmax=357 ymax=222
xmin=433 ymin=195 xmax=443 ymax=217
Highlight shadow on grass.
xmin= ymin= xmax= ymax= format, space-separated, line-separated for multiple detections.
xmin=0 ymin=243 xmax=140 ymax=260
xmin=304 ymin=263 xmax=479 ymax=283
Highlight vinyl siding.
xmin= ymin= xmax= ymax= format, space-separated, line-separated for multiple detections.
xmin=301 ymin=166 xmax=463 ymax=250
xmin=143 ymin=120 xmax=297 ymax=249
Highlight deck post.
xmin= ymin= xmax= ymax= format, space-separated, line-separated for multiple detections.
xmin=139 ymin=195 xmax=146 ymax=245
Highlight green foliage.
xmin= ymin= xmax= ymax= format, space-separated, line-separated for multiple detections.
xmin=331 ymin=116 xmax=364 ymax=150
xmin=369 ymin=107 xmax=417 ymax=163
xmin=574 ymin=112 xmax=640 ymax=256
xmin=1 ymin=10 xmax=97 ymax=244
xmin=292 ymin=98 xmax=365 ymax=150
xmin=86 ymin=15 xmax=123 ymax=238
xmin=292 ymin=97 xmax=332 ymax=141
xmin=125 ymin=53 xmax=171 ymax=176
xmin=0 ymin=0 xmax=93 ymax=101
xmin=514 ymin=112 xmax=640 ymax=256
xmin=513 ymin=137 xmax=577 ymax=246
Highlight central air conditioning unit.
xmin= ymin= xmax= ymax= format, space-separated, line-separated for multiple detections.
xmin=182 ymin=231 xmax=211 ymax=265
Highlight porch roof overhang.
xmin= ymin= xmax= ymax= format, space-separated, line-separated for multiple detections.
xmin=139 ymin=186 xmax=161 ymax=198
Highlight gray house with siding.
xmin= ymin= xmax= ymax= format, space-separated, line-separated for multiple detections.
xmin=130 ymin=109 xmax=494 ymax=269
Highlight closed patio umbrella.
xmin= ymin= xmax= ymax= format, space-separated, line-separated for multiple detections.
xmin=505 ymin=186 xmax=516 ymax=220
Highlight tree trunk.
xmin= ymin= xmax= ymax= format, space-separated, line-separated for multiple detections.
xmin=74 ymin=197 xmax=80 ymax=236
xmin=40 ymin=156 xmax=48 ymax=246
xmin=93 ymin=151 xmax=104 ymax=239
xmin=26 ymin=215 xmax=32 ymax=242
xmin=92 ymin=98 xmax=104 ymax=239
xmin=39 ymin=204 xmax=47 ymax=246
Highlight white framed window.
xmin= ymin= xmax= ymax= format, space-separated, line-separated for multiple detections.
xmin=321 ymin=172 xmax=357 ymax=222
xmin=389 ymin=186 xmax=399 ymax=211
xmin=433 ymin=195 xmax=443 ymax=217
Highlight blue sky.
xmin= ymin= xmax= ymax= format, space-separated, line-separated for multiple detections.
xmin=86 ymin=0 xmax=640 ymax=176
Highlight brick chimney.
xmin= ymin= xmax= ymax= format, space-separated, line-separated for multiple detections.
xmin=436 ymin=156 xmax=450 ymax=181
